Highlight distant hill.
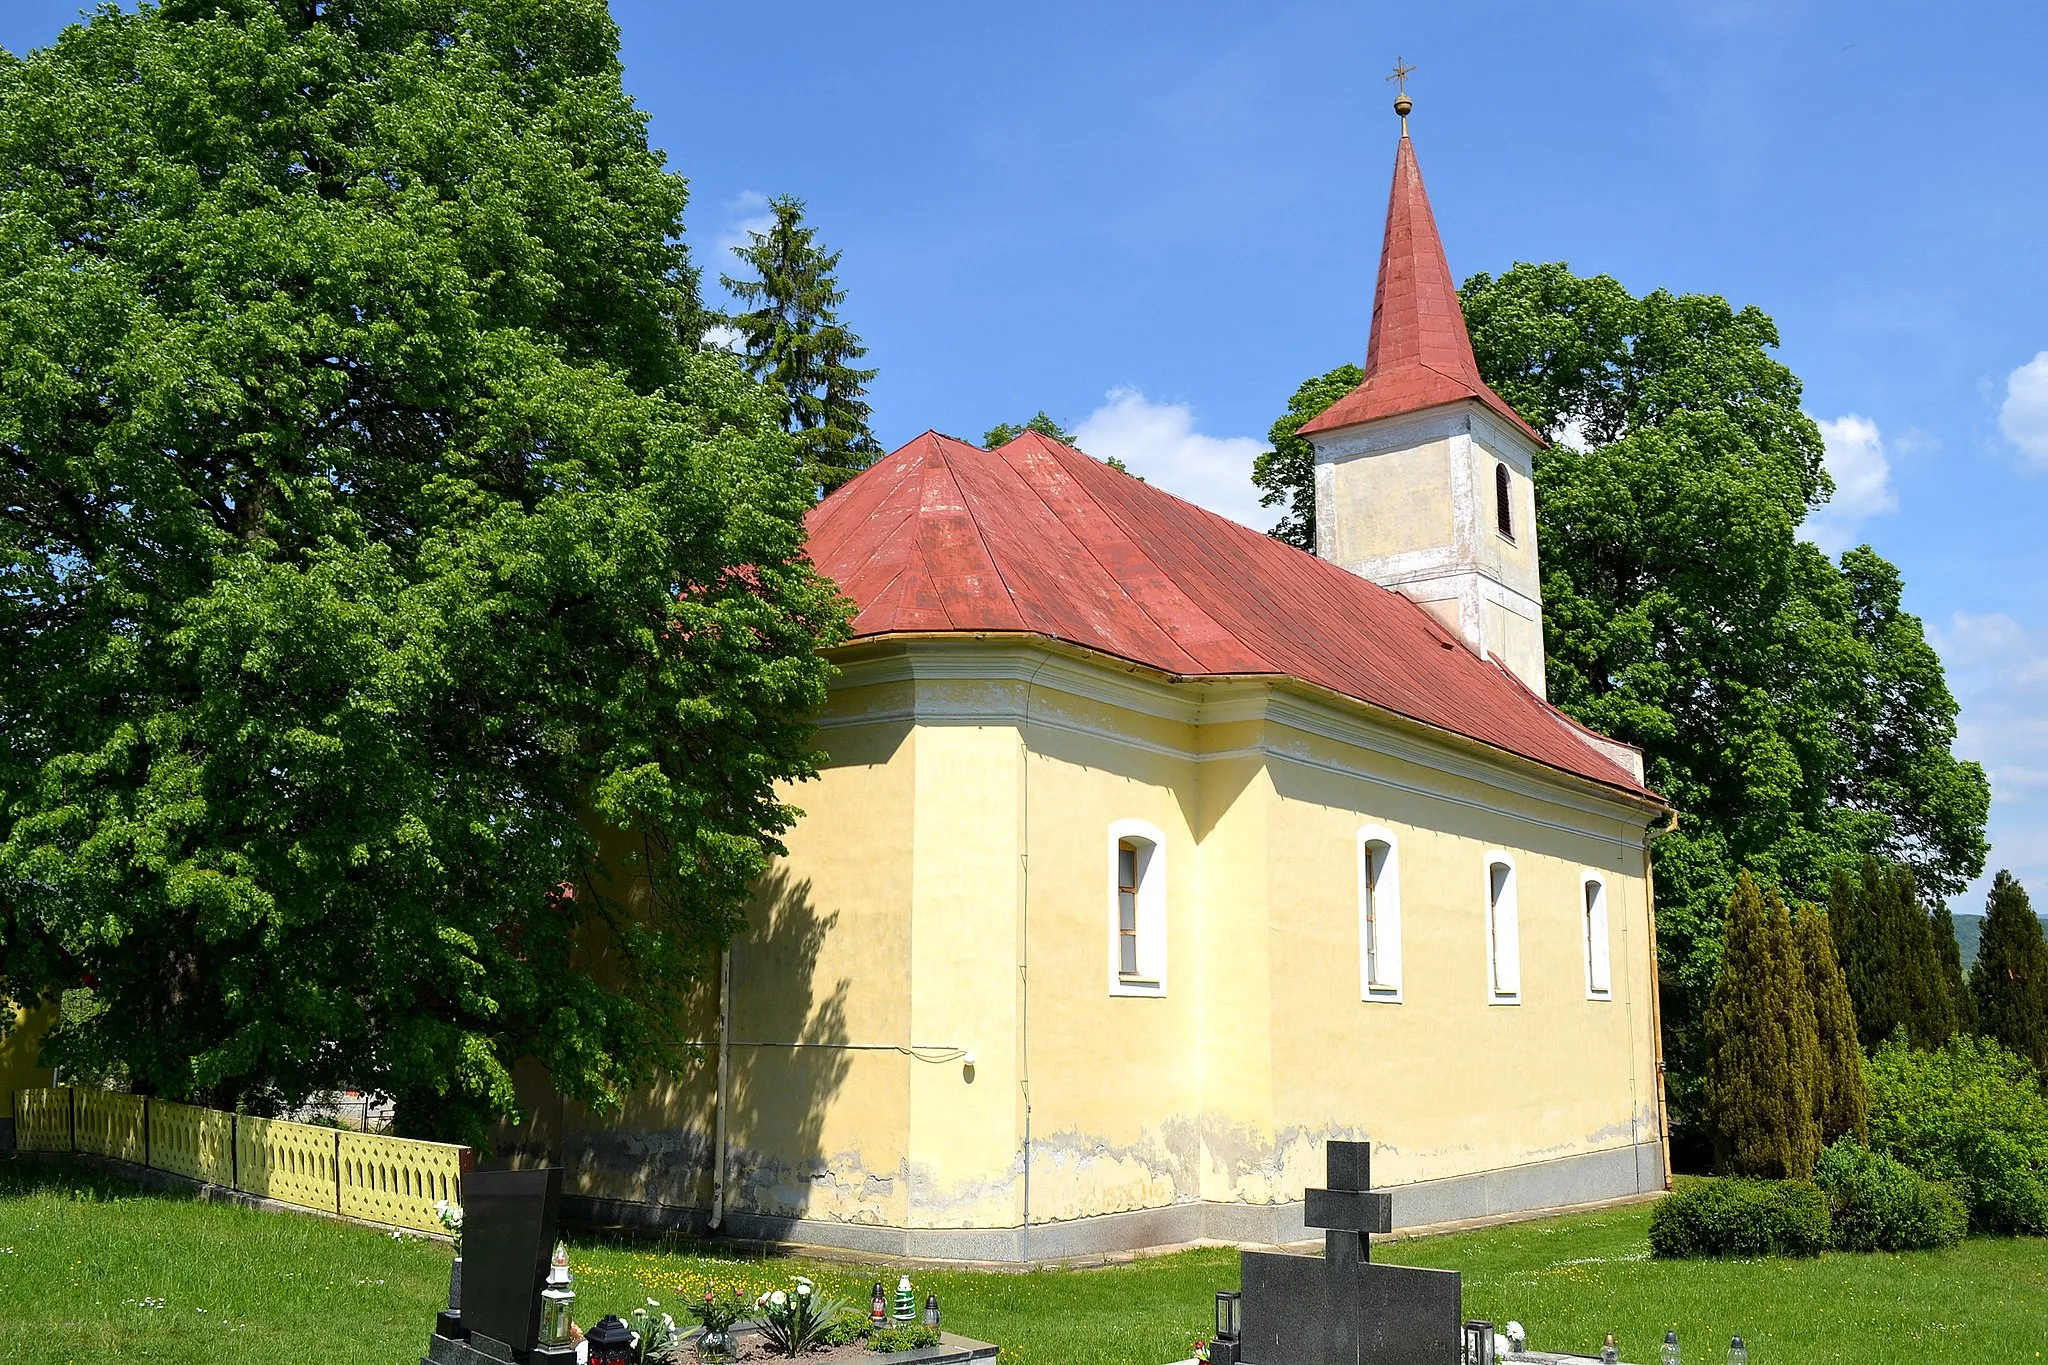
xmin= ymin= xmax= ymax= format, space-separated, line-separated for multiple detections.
xmin=1950 ymin=912 xmax=2048 ymax=967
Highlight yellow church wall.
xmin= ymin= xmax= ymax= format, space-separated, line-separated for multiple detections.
xmin=521 ymin=638 xmax=1663 ymax=1251
xmin=999 ymin=721 xmax=1204 ymax=1227
xmin=1252 ymin=706 xmax=1657 ymax=1198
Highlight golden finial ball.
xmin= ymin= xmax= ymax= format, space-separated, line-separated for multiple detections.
xmin=1393 ymin=92 xmax=1413 ymax=119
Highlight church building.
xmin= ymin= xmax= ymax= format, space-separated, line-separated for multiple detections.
xmin=516 ymin=111 xmax=1673 ymax=1261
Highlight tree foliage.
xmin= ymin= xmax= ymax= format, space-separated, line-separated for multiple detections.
xmin=1829 ymin=857 xmax=1958 ymax=1053
xmin=981 ymin=411 xmax=1137 ymax=475
xmin=1970 ymin=871 xmax=2048 ymax=1074
xmin=983 ymin=412 xmax=1078 ymax=449
xmin=1797 ymin=907 xmax=1868 ymax=1146
xmin=1706 ymin=873 xmax=1822 ymax=1179
xmin=1251 ymin=363 xmax=1360 ymax=551
xmin=721 ymin=195 xmax=880 ymax=493
xmin=0 ymin=0 xmax=847 ymax=1144
xmin=1249 ymin=265 xmax=1989 ymax=1135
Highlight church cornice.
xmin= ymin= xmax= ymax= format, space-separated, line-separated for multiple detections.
xmin=820 ymin=635 xmax=1664 ymax=839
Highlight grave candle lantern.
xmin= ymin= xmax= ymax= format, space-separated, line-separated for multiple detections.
xmin=1464 ymin=1320 xmax=1497 ymax=1365
xmin=538 ymin=1242 xmax=575 ymax=1348
xmin=586 ymin=1313 xmax=636 ymax=1365
xmin=924 ymin=1294 xmax=941 ymax=1329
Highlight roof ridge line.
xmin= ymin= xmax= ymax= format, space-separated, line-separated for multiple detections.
xmin=927 ymin=436 xmax=1028 ymax=634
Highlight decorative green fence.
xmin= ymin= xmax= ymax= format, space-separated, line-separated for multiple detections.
xmin=10 ymin=1087 xmax=469 ymax=1233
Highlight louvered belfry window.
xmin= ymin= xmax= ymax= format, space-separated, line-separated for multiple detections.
xmin=1495 ymin=462 xmax=1514 ymax=539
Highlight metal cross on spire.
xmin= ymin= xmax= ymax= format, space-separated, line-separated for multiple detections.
xmin=1387 ymin=57 xmax=1417 ymax=134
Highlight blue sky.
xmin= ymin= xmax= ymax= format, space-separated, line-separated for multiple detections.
xmin=5 ymin=2 xmax=2045 ymax=912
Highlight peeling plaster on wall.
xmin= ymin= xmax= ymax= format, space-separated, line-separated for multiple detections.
xmin=904 ymin=1157 xmax=1025 ymax=1227
xmin=1188 ymin=1116 xmax=1374 ymax=1207
xmin=553 ymin=1102 xmax=1667 ymax=1231
xmin=726 ymin=1146 xmax=903 ymax=1226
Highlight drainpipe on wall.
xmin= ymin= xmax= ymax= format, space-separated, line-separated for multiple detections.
xmin=1644 ymin=809 xmax=1678 ymax=1191
xmin=709 ymin=948 xmax=732 ymax=1230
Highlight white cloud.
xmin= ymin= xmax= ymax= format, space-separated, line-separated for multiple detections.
xmin=1071 ymin=388 xmax=1269 ymax=531
xmin=2000 ymin=351 xmax=2048 ymax=468
xmin=713 ymin=190 xmax=776 ymax=256
xmin=1804 ymin=413 xmax=1898 ymax=554
xmin=1931 ymin=610 xmax=2048 ymax=910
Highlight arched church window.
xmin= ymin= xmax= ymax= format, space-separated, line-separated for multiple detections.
xmin=1495 ymin=463 xmax=1514 ymax=540
xmin=1485 ymin=852 xmax=1521 ymax=1004
xmin=1359 ymin=827 xmax=1402 ymax=1001
xmin=1108 ymin=819 xmax=1167 ymax=996
xmin=1583 ymin=873 xmax=1613 ymax=999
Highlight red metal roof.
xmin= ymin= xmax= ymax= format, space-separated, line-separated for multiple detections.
xmin=1299 ymin=134 xmax=1545 ymax=445
xmin=805 ymin=429 xmax=1651 ymax=799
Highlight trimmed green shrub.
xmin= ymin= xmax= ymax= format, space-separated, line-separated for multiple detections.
xmin=1648 ymin=1176 xmax=1830 ymax=1258
xmin=1813 ymin=1139 xmax=1967 ymax=1251
xmin=870 ymin=1324 xmax=942 ymax=1353
xmin=1867 ymin=1031 xmax=2048 ymax=1234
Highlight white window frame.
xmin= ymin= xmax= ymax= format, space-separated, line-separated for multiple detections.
xmin=1582 ymin=870 xmax=1613 ymax=1000
xmin=1483 ymin=850 xmax=1521 ymax=1005
xmin=1108 ymin=818 xmax=1167 ymax=997
xmin=1358 ymin=826 xmax=1402 ymax=1002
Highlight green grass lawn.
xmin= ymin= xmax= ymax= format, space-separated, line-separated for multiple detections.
xmin=4 ymin=1157 xmax=2044 ymax=1365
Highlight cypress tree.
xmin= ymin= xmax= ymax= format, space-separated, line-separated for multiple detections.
xmin=1933 ymin=905 xmax=1978 ymax=1037
xmin=1830 ymin=862 xmax=1885 ymax=1049
xmin=722 ymin=195 xmax=881 ymax=493
xmin=1970 ymin=871 xmax=2048 ymax=1074
xmin=1886 ymin=863 xmax=1955 ymax=1048
xmin=1835 ymin=857 xmax=1952 ymax=1050
xmin=1797 ymin=906 xmax=1869 ymax=1144
xmin=1706 ymin=872 xmax=1823 ymax=1178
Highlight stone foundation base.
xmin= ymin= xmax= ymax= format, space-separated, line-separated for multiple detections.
xmin=562 ymin=1140 xmax=1665 ymax=1263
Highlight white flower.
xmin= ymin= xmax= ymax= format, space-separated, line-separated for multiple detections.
xmin=796 ymin=1283 xmax=812 ymax=1296
xmin=770 ymin=1291 xmax=787 ymax=1307
xmin=647 ymin=1298 xmax=661 ymax=1309
xmin=663 ymin=1315 xmax=677 ymax=1334
xmin=1494 ymin=1334 xmax=1511 ymax=1358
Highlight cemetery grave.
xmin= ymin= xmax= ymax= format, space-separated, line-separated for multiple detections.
xmin=426 ymin=1166 xmax=999 ymax=1364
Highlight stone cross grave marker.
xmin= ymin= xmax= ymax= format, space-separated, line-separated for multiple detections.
xmin=1238 ymin=1141 xmax=1461 ymax=1365
xmin=426 ymin=1166 xmax=574 ymax=1365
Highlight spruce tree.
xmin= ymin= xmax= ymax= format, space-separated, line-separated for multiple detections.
xmin=1970 ymin=871 xmax=2048 ymax=1074
xmin=722 ymin=195 xmax=881 ymax=492
xmin=1706 ymin=872 xmax=1823 ymax=1178
xmin=1933 ymin=905 xmax=1978 ymax=1037
xmin=1797 ymin=906 xmax=1869 ymax=1144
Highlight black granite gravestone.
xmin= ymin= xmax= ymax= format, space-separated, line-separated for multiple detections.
xmin=1236 ymin=1142 xmax=1461 ymax=1365
xmin=425 ymin=1167 xmax=574 ymax=1365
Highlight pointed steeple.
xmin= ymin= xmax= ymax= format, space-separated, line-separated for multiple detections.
xmin=1300 ymin=126 xmax=1542 ymax=444
xmin=1298 ymin=85 xmax=1550 ymax=698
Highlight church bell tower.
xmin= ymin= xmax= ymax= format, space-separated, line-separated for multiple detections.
xmin=1298 ymin=81 xmax=1549 ymax=697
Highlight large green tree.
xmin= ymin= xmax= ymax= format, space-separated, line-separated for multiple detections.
xmin=1971 ymin=871 xmax=2048 ymax=1073
xmin=1251 ymin=265 xmax=1988 ymax=1136
xmin=721 ymin=195 xmax=880 ymax=493
xmin=0 ymin=0 xmax=846 ymax=1144
xmin=1251 ymin=363 xmax=1360 ymax=551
